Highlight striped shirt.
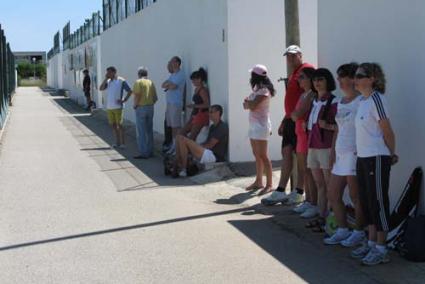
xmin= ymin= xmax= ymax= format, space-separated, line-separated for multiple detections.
xmin=355 ymin=92 xmax=391 ymax=157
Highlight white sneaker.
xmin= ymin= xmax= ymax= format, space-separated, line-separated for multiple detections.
xmin=166 ymin=143 xmax=176 ymax=155
xmin=261 ymin=191 xmax=288 ymax=206
xmin=285 ymin=191 xmax=304 ymax=205
xmin=362 ymin=247 xmax=390 ymax=266
xmin=351 ymin=241 xmax=371 ymax=259
xmin=179 ymin=170 xmax=187 ymax=177
xmin=324 ymin=228 xmax=351 ymax=245
xmin=300 ymin=206 xmax=319 ymax=219
xmin=341 ymin=230 xmax=366 ymax=248
xmin=293 ymin=202 xmax=311 ymax=214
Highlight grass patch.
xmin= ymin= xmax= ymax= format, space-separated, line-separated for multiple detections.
xmin=19 ymin=79 xmax=46 ymax=88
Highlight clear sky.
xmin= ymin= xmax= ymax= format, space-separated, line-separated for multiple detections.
xmin=0 ymin=0 xmax=102 ymax=52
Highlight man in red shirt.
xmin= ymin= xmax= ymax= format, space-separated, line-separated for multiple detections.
xmin=262 ymin=45 xmax=314 ymax=205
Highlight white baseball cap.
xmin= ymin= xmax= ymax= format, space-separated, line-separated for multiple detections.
xmin=284 ymin=45 xmax=302 ymax=56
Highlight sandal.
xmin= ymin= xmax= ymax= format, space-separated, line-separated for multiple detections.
xmin=257 ymin=186 xmax=273 ymax=196
xmin=305 ymin=218 xmax=322 ymax=228
xmin=245 ymin=183 xmax=264 ymax=191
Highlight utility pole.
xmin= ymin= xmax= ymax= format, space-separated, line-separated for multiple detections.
xmin=285 ymin=0 xmax=300 ymax=77
xmin=285 ymin=0 xmax=300 ymax=190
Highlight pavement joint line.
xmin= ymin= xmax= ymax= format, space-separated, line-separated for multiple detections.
xmin=0 ymin=109 xmax=11 ymax=144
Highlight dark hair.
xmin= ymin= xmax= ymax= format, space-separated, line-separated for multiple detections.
xmin=190 ymin=67 xmax=208 ymax=82
xmin=299 ymin=67 xmax=316 ymax=92
xmin=211 ymin=104 xmax=223 ymax=117
xmin=172 ymin=56 xmax=182 ymax=66
xmin=250 ymin=73 xmax=275 ymax=97
xmin=83 ymin=69 xmax=89 ymax=74
xmin=106 ymin=66 xmax=117 ymax=73
xmin=358 ymin=62 xmax=386 ymax=93
xmin=337 ymin=62 xmax=359 ymax=78
xmin=313 ymin=68 xmax=336 ymax=92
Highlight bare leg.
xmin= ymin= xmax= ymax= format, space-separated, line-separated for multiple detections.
xmin=118 ymin=124 xmax=125 ymax=145
xmin=328 ymin=174 xmax=348 ymax=228
xmin=312 ymin=168 xmax=328 ymax=217
xmin=247 ymin=139 xmax=264 ymax=190
xmin=278 ymin=145 xmax=294 ymax=190
xmin=258 ymin=140 xmax=273 ymax=192
xmin=296 ymin=152 xmax=307 ymax=190
xmin=306 ymin=169 xmax=317 ymax=205
xmin=188 ymin=124 xmax=204 ymax=141
xmin=112 ymin=123 xmax=120 ymax=145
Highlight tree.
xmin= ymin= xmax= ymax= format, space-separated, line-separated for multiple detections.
xmin=285 ymin=0 xmax=300 ymax=76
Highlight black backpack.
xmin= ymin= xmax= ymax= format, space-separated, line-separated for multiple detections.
xmin=398 ymin=215 xmax=425 ymax=262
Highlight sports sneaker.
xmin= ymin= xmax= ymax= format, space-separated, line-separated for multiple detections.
xmin=293 ymin=202 xmax=311 ymax=214
xmin=179 ymin=170 xmax=187 ymax=177
xmin=261 ymin=191 xmax=288 ymax=206
xmin=300 ymin=206 xmax=319 ymax=219
xmin=362 ymin=247 xmax=390 ymax=266
xmin=323 ymin=228 xmax=351 ymax=245
xmin=166 ymin=143 xmax=176 ymax=155
xmin=341 ymin=230 xmax=366 ymax=248
xmin=285 ymin=191 xmax=304 ymax=205
xmin=351 ymin=241 xmax=371 ymax=259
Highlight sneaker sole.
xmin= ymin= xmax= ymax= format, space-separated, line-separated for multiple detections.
xmin=361 ymin=259 xmax=390 ymax=266
xmin=261 ymin=199 xmax=286 ymax=206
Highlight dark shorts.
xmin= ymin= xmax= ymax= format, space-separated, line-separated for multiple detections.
xmin=281 ymin=117 xmax=297 ymax=149
xmin=357 ymin=156 xmax=391 ymax=231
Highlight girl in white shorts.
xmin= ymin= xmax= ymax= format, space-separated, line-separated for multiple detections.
xmin=324 ymin=63 xmax=366 ymax=247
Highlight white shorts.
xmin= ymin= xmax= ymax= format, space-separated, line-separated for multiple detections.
xmin=307 ymin=148 xmax=331 ymax=169
xmin=331 ymin=151 xmax=357 ymax=176
xmin=200 ymin=149 xmax=217 ymax=164
xmin=165 ymin=104 xmax=182 ymax=128
xmin=248 ymin=122 xmax=271 ymax=141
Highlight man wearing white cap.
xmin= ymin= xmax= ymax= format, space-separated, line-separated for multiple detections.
xmin=262 ymin=45 xmax=314 ymax=206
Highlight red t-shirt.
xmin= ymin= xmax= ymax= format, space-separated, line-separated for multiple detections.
xmin=284 ymin=63 xmax=314 ymax=118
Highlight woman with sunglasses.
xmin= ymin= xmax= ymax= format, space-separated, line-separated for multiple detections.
xmin=350 ymin=63 xmax=397 ymax=266
xmin=291 ymin=67 xmax=318 ymax=218
xmin=305 ymin=68 xmax=338 ymax=231
xmin=324 ymin=63 xmax=366 ymax=246
xmin=243 ymin=64 xmax=275 ymax=195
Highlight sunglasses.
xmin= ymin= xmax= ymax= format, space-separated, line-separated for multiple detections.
xmin=355 ymin=73 xmax=370 ymax=79
xmin=313 ymin=77 xmax=325 ymax=82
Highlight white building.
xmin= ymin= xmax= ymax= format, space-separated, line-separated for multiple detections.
xmin=47 ymin=0 xmax=318 ymax=162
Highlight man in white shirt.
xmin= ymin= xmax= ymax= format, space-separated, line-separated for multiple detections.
xmin=99 ymin=66 xmax=132 ymax=149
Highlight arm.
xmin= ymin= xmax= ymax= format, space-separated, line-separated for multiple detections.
xmin=162 ymin=80 xmax=177 ymax=90
xmin=201 ymin=138 xmax=219 ymax=150
xmin=152 ymin=83 xmax=158 ymax=103
xmin=244 ymin=95 xmax=268 ymax=110
xmin=291 ymin=94 xmax=313 ymax=122
xmin=329 ymin=126 xmax=339 ymax=166
xmin=122 ymin=81 xmax=133 ymax=102
xmin=99 ymin=77 xmax=108 ymax=91
xmin=379 ymin=118 xmax=397 ymax=163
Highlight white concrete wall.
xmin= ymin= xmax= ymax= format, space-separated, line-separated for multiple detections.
xmin=227 ymin=0 xmax=318 ymax=162
xmin=318 ymin=0 xmax=425 ymax=211
xmin=47 ymin=0 xmax=318 ymax=162
xmin=100 ymin=0 xmax=228 ymax=135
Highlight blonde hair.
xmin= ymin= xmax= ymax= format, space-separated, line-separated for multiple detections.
xmin=359 ymin=63 xmax=386 ymax=94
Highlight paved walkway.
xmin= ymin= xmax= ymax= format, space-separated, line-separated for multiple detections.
xmin=0 ymin=87 xmax=424 ymax=283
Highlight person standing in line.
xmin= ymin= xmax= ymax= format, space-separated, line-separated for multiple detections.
xmin=99 ymin=66 xmax=132 ymax=149
xmin=163 ymin=61 xmax=174 ymax=152
xmin=323 ymin=63 xmax=366 ymax=246
xmin=262 ymin=45 xmax=314 ymax=206
xmin=181 ymin=68 xmax=210 ymax=141
xmin=304 ymin=68 xmax=338 ymax=231
xmin=161 ymin=56 xmax=186 ymax=155
xmin=83 ymin=69 xmax=94 ymax=111
xmin=290 ymin=67 xmax=318 ymax=216
xmin=350 ymin=63 xmax=397 ymax=266
xmin=243 ymin=64 xmax=275 ymax=195
xmin=132 ymin=67 xmax=158 ymax=159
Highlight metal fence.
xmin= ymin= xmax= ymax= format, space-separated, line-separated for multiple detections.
xmin=0 ymin=24 xmax=16 ymax=129
xmin=48 ymin=0 xmax=157 ymax=60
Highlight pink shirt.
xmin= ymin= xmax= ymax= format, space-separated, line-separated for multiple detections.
xmin=248 ymin=86 xmax=271 ymax=128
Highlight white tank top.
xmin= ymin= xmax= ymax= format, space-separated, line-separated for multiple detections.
xmin=335 ymin=95 xmax=361 ymax=154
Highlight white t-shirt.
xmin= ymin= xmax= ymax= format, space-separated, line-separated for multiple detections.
xmin=355 ymin=92 xmax=391 ymax=158
xmin=335 ymin=95 xmax=361 ymax=154
xmin=247 ymin=86 xmax=271 ymax=130
xmin=105 ymin=77 xmax=131 ymax=110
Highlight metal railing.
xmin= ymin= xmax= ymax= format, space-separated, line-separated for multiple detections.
xmin=0 ymin=24 xmax=16 ymax=129
xmin=47 ymin=0 xmax=157 ymax=60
